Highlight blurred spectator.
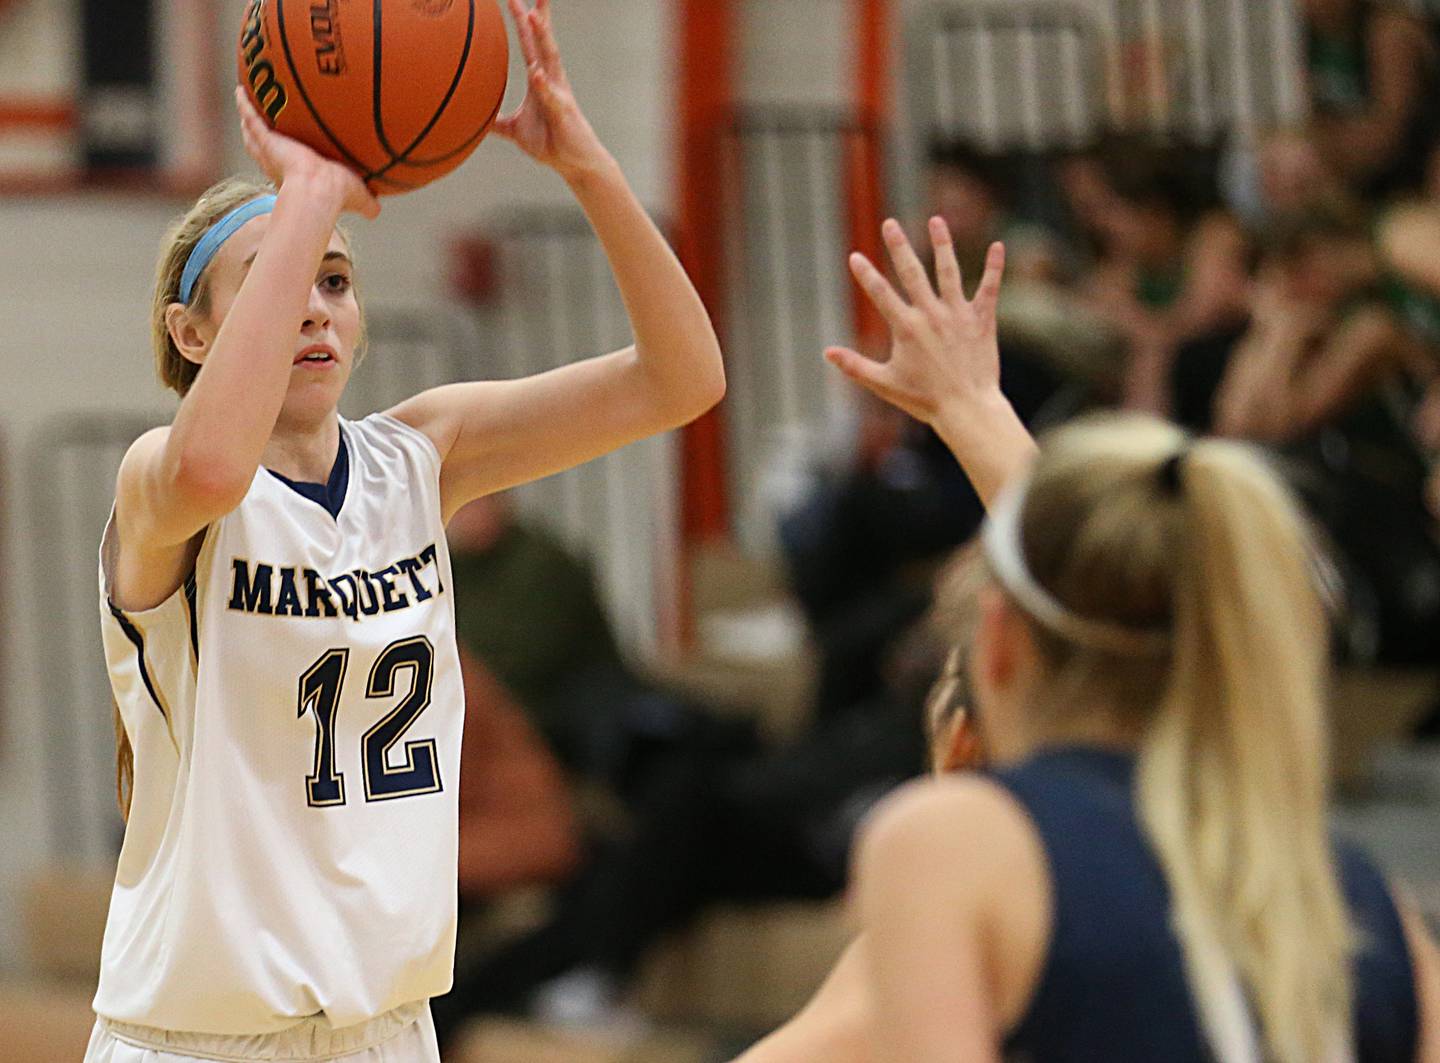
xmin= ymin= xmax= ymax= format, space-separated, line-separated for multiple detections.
xmin=926 ymin=138 xmax=1063 ymax=284
xmin=1377 ymin=202 xmax=1440 ymax=515
xmin=454 ymin=643 xmax=582 ymax=898
xmin=447 ymin=494 xmax=749 ymax=794
xmin=438 ymin=495 xmax=769 ymax=1045
xmin=1081 ymin=140 xmax=1252 ymax=414
xmin=778 ymin=411 xmax=979 ymax=716
xmin=1223 ymin=127 xmax=1350 ymax=228
xmin=447 ymin=494 xmax=622 ymax=776
xmin=1203 ymin=203 xmax=1440 ymax=666
xmin=1302 ymin=0 xmax=1440 ymax=200
xmin=1377 ymin=201 xmax=1440 ymax=362
xmin=435 ymin=644 xmax=583 ymax=1050
xmin=1214 ymin=206 xmax=1420 ymax=441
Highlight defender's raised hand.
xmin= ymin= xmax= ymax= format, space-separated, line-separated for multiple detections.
xmin=826 ymin=218 xmax=1036 ymax=505
xmin=495 ymin=0 xmax=612 ymax=181
xmin=827 ymin=218 xmax=1004 ymax=425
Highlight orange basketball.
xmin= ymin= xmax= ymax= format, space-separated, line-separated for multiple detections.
xmin=238 ymin=0 xmax=509 ymax=194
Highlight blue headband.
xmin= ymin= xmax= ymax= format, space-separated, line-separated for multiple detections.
xmin=179 ymin=195 xmax=278 ymax=304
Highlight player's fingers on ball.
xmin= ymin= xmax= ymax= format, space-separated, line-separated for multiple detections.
xmin=234 ymin=85 xmax=263 ymax=125
xmin=849 ymin=252 xmax=912 ymax=327
xmin=354 ymin=176 xmax=381 ymax=218
xmin=531 ymin=10 xmax=565 ymax=81
xmin=930 ymin=217 xmax=965 ymax=305
xmin=535 ymin=0 xmax=554 ymax=36
xmin=507 ymin=0 xmax=538 ymax=61
xmin=529 ymin=63 xmax=564 ymax=111
xmin=491 ymin=114 xmax=518 ymax=141
xmin=235 ymin=91 xmax=261 ymax=133
xmin=882 ymin=218 xmax=936 ymax=307
xmin=238 ymin=113 xmax=261 ymax=157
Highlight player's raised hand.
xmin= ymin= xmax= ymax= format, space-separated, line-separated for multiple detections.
xmin=235 ymin=89 xmax=380 ymax=219
xmin=494 ymin=0 xmax=612 ymax=181
xmin=826 ymin=219 xmax=1005 ymax=428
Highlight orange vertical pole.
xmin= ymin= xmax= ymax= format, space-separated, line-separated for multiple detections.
xmin=849 ymin=0 xmax=893 ymax=350
xmin=676 ymin=0 xmax=735 ymax=544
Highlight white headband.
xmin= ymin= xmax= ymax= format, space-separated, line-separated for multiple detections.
xmin=980 ymin=477 xmax=1171 ymax=656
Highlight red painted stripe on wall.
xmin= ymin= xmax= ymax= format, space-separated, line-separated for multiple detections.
xmin=0 ymin=98 xmax=77 ymax=131
xmin=676 ymin=0 xmax=735 ymax=545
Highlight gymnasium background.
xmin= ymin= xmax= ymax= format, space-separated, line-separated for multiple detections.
xmin=2 ymin=0 xmax=1439 ymax=1060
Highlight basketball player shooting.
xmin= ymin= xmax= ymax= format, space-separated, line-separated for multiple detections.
xmin=87 ymin=2 xmax=723 ymax=1061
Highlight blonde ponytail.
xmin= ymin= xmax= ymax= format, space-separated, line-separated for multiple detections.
xmin=1140 ymin=441 xmax=1352 ymax=1063
xmin=1004 ymin=415 xmax=1354 ymax=1063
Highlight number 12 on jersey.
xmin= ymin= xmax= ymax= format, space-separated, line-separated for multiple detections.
xmin=298 ymin=636 xmax=442 ymax=807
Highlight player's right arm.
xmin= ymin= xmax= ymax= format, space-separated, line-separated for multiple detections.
xmin=111 ymin=93 xmax=378 ymax=610
xmin=825 ymin=219 xmax=1036 ymax=508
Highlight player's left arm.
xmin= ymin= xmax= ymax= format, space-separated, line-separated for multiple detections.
xmin=854 ymin=776 xmax=1049 ymax=1063
xmin=731 ymin=938 xmax=872 ymax=1063
xmin=388 ymin=0 xmax=723 ymax=522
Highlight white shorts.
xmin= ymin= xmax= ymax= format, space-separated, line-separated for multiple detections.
xmin=82 ymin=1002 xmax=439 ymax=1063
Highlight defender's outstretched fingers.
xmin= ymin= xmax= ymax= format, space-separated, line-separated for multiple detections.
xmin=973 ymin=241 xmax=1006 ymax=320
xmin=882 ymin=218 xmax=937 ymax=308
xmin=825 ymin=346 xmax=895 ymax=400
xmin=849 ymin=252 xmax=914 ymax=329
xmin=930 ymin=217 xmax=964 ymax=305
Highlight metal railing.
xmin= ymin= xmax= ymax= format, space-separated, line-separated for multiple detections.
xmin=722 ymin=108 xmax=874 ymax=551
xmin=909 ymin=0 xmax=1306 ymax=151
xmin=28 ymin=412 xmax=161 ymax=861
xmin=909 ymin=1 xmax=1108 ymax=152
xmin=473 ymin=209 xmax=682 ymax=659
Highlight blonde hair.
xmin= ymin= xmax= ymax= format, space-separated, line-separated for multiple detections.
xmin=151 ymin=176 xmax=277 ymax=396
xmin=149 ymin=176 xmax=364 ymax=399
xmin=1007 ymin=413 xmax=1352 ymax=1063
xmin=926 ymin=543 xmax=986 ymax=744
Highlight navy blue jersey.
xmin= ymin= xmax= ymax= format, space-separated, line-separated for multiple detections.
xmin=992 ymin=747 xmax=1417 ymax=1062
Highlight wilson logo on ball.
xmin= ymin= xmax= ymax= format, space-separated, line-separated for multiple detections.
xmin=310 ymin=0 xmax=347 ymax=76
xmin=237 ymin=0 xmax=508 ymax=194
xmin=241 ymin=0 xmax=289 ymax=121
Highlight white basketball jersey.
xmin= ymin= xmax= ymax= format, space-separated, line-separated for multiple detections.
xmin=95 ymin=413 xmax=463 ymax=1035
